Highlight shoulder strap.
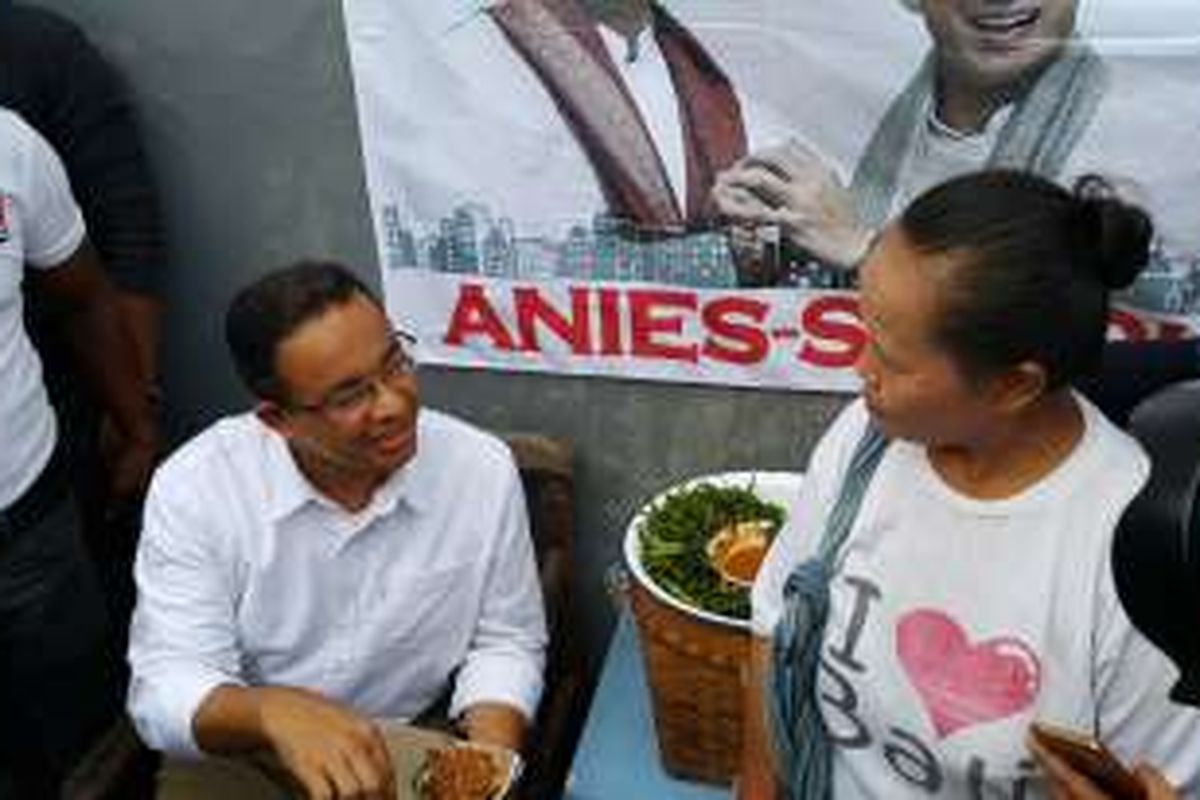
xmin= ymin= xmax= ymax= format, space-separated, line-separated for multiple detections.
xmin=768 ymin=422 xmax=888 ymax=800
xmin=816 ymin=423 xmax=888 ymax=564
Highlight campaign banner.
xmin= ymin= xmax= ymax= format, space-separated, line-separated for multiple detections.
xmin=343 ymin=0 xmax=1200 ymax=391
xmin=383 ymin=272 xmax=1195 ymax=390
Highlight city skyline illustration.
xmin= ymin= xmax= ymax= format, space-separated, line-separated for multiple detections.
xmin=380 ymin=200 xmax=1200 ymax=311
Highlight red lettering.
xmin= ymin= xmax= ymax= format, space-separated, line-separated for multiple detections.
xmin=443 ymin=283 xmax=515 ymax=350
xmin=628 ymin=289 xmax=698 ymax=362
xmin=799 ymin=295 xmax=866 ymax=368
xmin=514 ymin=287 xmax=592 ymax=354
xmin=1108 ymin=308 xmax=1148 ymax=342
xmin=701 ymin=297 xmax=770 ymax=365
xmin=598 ymin=287 xmax=623 ymax=355
xmin=1157 ymin=320 xmax=1193 ymax=341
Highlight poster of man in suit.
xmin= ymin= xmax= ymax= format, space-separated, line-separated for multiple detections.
xmin=344 ymin=0 xmax=1199 ymax=390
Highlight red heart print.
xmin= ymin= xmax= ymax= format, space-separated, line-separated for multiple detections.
xmin=896 ymin=609 xmax=1041 ymax=739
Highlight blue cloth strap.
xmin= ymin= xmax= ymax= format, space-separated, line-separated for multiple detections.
xmin=767 ymin=422 xmax=888 ymax=800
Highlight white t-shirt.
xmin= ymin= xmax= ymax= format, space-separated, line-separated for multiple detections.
xmin=890 ymin=100 xmax=1013 ymax=220
xmin=597 ymin=23 xmax=687 ymax=211
xmin=127 ymin=408 xmax=547 ymax=757
xmin=753 ymin=395 xmax=1200 ymax=798
xmin=0 ymin=108 xmax=87 ymax=509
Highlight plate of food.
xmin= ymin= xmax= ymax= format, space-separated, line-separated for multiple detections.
xmin=375 ymin=721 xmax=520 ymax=800
xmin=623 ymin=471 xmax=801 ymax=628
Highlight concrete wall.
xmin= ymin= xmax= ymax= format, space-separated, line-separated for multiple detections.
xmin=30 ymin=0 xmax=849 ymax=673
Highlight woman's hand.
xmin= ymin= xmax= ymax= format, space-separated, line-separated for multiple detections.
xmin=1028 ymin=733 xmax=1178 ymax=799
xmin=712 ymin=139 xmax=872 ymax=269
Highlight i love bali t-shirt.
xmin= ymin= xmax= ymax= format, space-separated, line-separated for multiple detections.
xmin=753 ymin=395 xmax=1200 ymax=798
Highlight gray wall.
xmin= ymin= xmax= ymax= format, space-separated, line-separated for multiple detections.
xmin=31 ymin=0 xmax=849 ymax=673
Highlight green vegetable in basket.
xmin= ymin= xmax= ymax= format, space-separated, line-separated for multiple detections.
xmin=638 ymin=482 xmax=786 ymax=619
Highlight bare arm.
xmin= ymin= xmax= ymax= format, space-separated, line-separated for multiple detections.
xmin=738 ymin=636 xmax=781 ymax=800
xmin=194 ymin=684 xmax=396 ymax=800
xmin=35 ymin=241 xmax=158 ymax=496
xmin=459 ymin=701 xmax=528 ymax=752
xmin=115 ymin=289 xmax=163 ymax=391
xmin=100 ymin=289 xmax=163 ymax=504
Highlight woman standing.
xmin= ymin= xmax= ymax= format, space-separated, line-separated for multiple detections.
xmin=740 ymin=170 xmax=1200 ymax=798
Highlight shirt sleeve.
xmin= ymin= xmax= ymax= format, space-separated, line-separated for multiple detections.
xmin=751 ymin=399 xmax=867 ymax=637
xmin=450 ymin=452 xmax=548 ymax=721
xmin=126 ymin=463 xmax=246 ymax=757
xmin=16 ymin=115 xmax=85 ymax=268
xmin=1094 ymin=556 xmax=1200 ymax=792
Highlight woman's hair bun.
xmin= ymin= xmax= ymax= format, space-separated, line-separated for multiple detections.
xmin=1070 ymin=175 xmax=1154 ymax=290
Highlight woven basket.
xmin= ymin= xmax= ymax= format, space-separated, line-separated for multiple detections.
xmin=623 ymin=471 xmax=802 ymax=786
xmin=628 ymin=577 xmax=748 ymax=785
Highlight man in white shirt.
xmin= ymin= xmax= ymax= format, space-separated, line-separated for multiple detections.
xmin=0 ymin=108 xmax=158 ymax=796
xmin=127 ymin=261 xmax=547 ymax=799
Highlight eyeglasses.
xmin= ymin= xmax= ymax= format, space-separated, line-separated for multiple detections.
xmin=289 ymin=329 xmax=418 ymax=420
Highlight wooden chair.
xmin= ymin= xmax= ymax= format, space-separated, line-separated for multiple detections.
xmin=63 ymin=433 xmax=588 ymax=800
xmin=504 ymin=434 xmax=589 ymax=800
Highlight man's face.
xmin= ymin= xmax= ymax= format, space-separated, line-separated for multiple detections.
xmin=919 ymin=0 xmax=1079 ymax=93
xmin=269 ymin=293 xmax=420 ymax=483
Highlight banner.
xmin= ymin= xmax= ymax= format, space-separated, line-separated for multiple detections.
xmin=344 ymin=0 xmax=1200 ymax=391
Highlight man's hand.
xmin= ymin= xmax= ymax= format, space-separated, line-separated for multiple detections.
xmin=195 ymin=685 xmax=395 ymax=800
xmin=1028 ymin=732 xmax=1178 ymax=799
xmin=257 ymin=687 xmax=395 ymax=800
xmin=713 ymin=139 xmax=872 ymax=269
xmin=1131 ymin=766 xmax=1180 ymax=800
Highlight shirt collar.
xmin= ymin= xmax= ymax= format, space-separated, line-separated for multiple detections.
xmin=597 ymin=19 xmax=656 ymax=67
xmin=924 ymin=96 xmax=1014 ymax=142
xmin=260 ymin=416 xmax=433 ymax=525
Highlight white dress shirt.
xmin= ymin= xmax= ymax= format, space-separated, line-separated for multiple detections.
xmin=597 ymin=23 xmax=688 ymax=211
xmin=127 ymin=408 xmax=547 ymax=757
xmin=0 ymin=108 xmax=86 ymax=508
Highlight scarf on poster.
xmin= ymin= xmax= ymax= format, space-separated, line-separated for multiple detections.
xmin=850 ymin=41 xmax=1108 ymax=230
xmin=488 ymin=0 xmax=747 ymax=229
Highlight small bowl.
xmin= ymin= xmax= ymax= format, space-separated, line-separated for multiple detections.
xmin=706 ymin=520 xmax=773 ymax=589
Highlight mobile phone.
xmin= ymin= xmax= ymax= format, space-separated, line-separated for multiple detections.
xmin=1030 ymin=721 xmax=1145 ymax=800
